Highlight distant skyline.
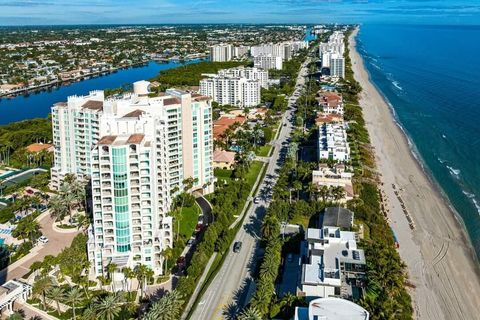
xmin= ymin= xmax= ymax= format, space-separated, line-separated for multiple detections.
xmin=1 ymin=0 xmax=480 ymax=26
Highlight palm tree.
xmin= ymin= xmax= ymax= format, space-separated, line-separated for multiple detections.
xmin=7 ymin=312 xmax=23 ymax=320
xmin=64 ymin=286 xmax=84 ymax=320
xmin=331 ymin=186 xmax=345 ymax=202
xmin=142 ymin=290 xmax=184 ymax=320
xmin=238 ymin=306 xmax=262 ymax=320
xmin=77 ymin=275 xmax=91 ymax=299
xmin=97 ymin=275 xmax=110 ymax=291
xmin=59 ymin=184 xmax=76 ymax=223
xmin=135 ymin=264 xmax=149 ymax=299
xmin=292 ymin=180 xmax=302 ymax=200
xmin=161 ymin=247 xmax=173 ymax=275
xmin=92 ymin=292 xmax=126 ymax=320
xmin=75 ymin=213 xmax=90 ymax=231
xmin=12 ymin=215 xmax=41 ymax=243
xmin=106 ymin=263 xmax=118 ymax=291
xmin=32 ymin=276 xmax=53 ymax=310
xmin=261 ymin=214 xmax=279 ymax=242
xmin=49 ymin=195 xmax=68 ymax=222
xmin=122 ymin=267 xmax=135 ymax=292
xmin=30 ymin=261 xmax=43 ymax=278
xmin=46 ymin=286 xmax=65 ymax=314
xmin=318 ymin=185 xmax=330 ymax=203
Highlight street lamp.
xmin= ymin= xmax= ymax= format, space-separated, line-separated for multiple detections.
xmin=281 ymin=221 xmax=287 ymax=240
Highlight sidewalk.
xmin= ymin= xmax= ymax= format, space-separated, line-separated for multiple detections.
xmin=180 ymin=252 xmax=217 ymax=320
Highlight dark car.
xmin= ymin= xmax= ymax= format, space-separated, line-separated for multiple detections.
xmin=233 ymin=241 xmax=242 ymax=253
xmin=177 ymin=256 xmax=186 ymax=268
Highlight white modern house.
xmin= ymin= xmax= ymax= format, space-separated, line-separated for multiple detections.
xmin=51 ymin=81 xmax=214 ymax=277
xmin=294 ymin=297 xmax=370 ymax=320
xmin=318 ymin=123 xmax=350 ymax=161
xmin=299 ymin=227 xmax=366 ymax=299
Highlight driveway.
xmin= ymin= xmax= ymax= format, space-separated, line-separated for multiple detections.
xmin=0 ymin=211 xmax=80 ymax=284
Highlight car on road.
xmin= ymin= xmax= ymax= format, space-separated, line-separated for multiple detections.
xmin=233 ymin=241 xmax=242 ymax=253
xmin=187 ymin=238 xmax=195 ymax=246
xmin=287 ymin=253 xmax=293 ymax=262
xmin=38 ymin=236 xmax=48 ymax=244
xmin=195 ymin=223 xmax=204 ymax=233
xmin=177 ymin=256 xmax=186 ymax=269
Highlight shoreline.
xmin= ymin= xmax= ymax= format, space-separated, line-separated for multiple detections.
xmin=349 ymin=27 xmax=480 ymax=320
xmin=357 ymin=44 xmax=478 ymax=261
xmin=0 ymin=57 xmax=207 ymax=100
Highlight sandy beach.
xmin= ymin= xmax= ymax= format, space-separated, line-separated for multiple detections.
xmin=349 ymin=28 xmax=480 ymax=320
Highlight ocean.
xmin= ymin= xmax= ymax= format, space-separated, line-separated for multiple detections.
xmin=357 ymin=24 xmax=480 ymax=258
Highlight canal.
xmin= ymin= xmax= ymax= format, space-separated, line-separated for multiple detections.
xmin=0 ymin=59 xmax=203 ymax=125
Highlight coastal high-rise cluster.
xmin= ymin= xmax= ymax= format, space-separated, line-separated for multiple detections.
xmin=251 ymin=41 xmax=309 ymax=70
xmin=209 ymin=44 xmax=249 ymax=62
xmin=319 ymin=31 xmax=345 ymax=78
xmin=51 ymin=81 xmax=214 ymax=276
xmin=209 ymin=41 xmax=308 ymax=71
xmin=199 ymin=66 xmax=268 ymax=107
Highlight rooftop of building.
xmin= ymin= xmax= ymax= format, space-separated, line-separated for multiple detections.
xmin=322 ymin=207 xmax=354 ymax=229
xmin=303 ymin=227 xmax=365 ymax=285
xmin=81 ymin=100 xmax=103 ymax=110
xmin=213 ymin=149 xmax=236 ymax=163
xmin=26 ymin=143 xmax=53 ymax=153
xmin=315 ymin=112 xmax=343 ymax=125
xmin=121 ymin=109 xmax=145 ymax=119
xmin=295 ymin=297 xmax=369 ymax=320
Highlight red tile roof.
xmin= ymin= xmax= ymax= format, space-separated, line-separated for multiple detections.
xmin=26 ymin=143 xmax=53 ymax=153
xmin=213 ymin=116 xmax=246 ymax=140
xmin=81 ymin=100 xmax=103 ymax=110
xmin=98 ymin=135 xmax=117 ymax=145
xmin=127 ymin=134 xmax=145 ymax=144
xmin=163 ymin=97 xmax=181 ymax=106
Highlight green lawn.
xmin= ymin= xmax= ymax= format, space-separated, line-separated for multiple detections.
xmin=178 ymin=205 xmax=201 ymax=239
xmin=289 ymin=213 xmax=310 ymax=229
xmin=245 ymin=161 xmax=264 ymax=189
xmin=214 ymin=168 xmax=233 ymax=184
xmin=256 ymin=145 xmax=272 ymax=157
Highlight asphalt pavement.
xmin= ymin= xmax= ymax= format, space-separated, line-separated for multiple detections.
xmin=189 ymin=60 xmax=310 ymax=320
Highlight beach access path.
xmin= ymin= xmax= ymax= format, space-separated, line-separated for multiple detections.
xmin=349 ymin=28 xmax=480 ymax=320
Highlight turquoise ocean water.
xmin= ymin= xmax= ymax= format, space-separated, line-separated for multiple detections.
xmin=357 ymin=24 xmax=480 ymax=259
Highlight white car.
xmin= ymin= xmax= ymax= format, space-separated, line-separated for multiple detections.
xmin=38 ymin=236 xmax=49 ymax=244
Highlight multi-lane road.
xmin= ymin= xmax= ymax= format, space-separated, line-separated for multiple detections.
xmin=190 ymin=59 xmax=310 ymax=320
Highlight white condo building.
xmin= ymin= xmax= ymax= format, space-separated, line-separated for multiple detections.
xmin=318 ymin=123 xmax=350 ymax=161
xmin=319 ymin=31 xmax=346 ymax=78
xmin=250 ymin=41 xmax=308 ymax=61
xmin=210 ymin=44 xmax=249 ymax=62
xmin=199 ymin=68 xmax=262 ymax=107
xmin=209 ymin=44 xmax=233 ymax=62
xmin=218 ymin=66 xmax=269 ymax=88
xmin=51 ymin=81 xmax=214 ymax=277
xmin=253 ymin=55 xmax=283 ymax=70
xmin=330 ymin=54 xmax=345 ymax=78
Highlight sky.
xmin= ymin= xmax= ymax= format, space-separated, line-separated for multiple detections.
xmin=1 ymin=0 xmax=480 ymax=26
